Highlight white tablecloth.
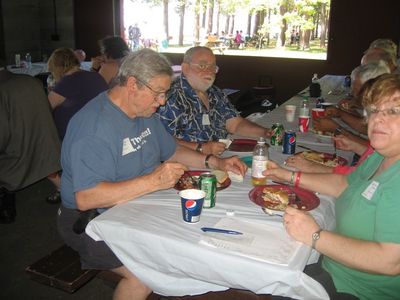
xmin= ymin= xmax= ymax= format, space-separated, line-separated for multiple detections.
xmin=7 ymin=62 xmax=48 ymax=76
xmin=86 ymin=75 xmax=349 ymax=299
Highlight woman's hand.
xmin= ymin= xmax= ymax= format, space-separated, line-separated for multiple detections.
xmin=262 ymin=160 xmax=291 ymax=183
xmin=283 ymin=206 xmax=320 ymax=246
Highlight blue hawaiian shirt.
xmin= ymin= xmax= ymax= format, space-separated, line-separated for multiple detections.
xmin=157 ymin=74 xmax=239 ymax=142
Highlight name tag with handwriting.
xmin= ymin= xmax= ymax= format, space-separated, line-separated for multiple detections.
xmin=202 ymin=114 xmax=211 ymax=125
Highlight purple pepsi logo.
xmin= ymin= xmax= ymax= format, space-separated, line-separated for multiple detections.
xmin=289 ymin=136 xmax=296 ymax=144
xmin=185 ymin=199 xmax=197 ymax=211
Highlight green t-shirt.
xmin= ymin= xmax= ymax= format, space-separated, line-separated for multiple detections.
xmin=323 ymin=152 xmax=400 ymax=299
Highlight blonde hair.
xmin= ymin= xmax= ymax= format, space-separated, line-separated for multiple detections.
xmin=47 ymin=48 xmax=80 ymax=82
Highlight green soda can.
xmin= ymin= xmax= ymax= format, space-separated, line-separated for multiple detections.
xmin=200 ymin=173 xmax=217 ymax=208
xmin=270 ymin=123 xmax=284 ymax=146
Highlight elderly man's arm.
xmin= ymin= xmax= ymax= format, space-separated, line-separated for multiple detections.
xmin=75 ymin=162 xmax=187 ymax=211
xmin=226 ymin=116 xmax=272 ymax=138
xmin=170 ymin=144 xmax=247 ymax=176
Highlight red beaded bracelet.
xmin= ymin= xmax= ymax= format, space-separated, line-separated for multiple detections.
xmin=294 ymin=171 xmax=302 ymax=187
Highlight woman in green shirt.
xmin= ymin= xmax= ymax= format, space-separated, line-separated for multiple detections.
xmin=264 ymin=73 xmax=400 ymax=300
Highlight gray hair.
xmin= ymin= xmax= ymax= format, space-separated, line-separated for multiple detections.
xmin=115 ymin=49 xmax=172 ymax=85
xmin=351 ymin=61 xmax=391 ymax=85
xmin=362 ymin=48 xmax=397 ymax=68
xmin=369 ymin=38 xmax=397 ymax=58
xmin=183 ymin=46 xmax=214 ymax=63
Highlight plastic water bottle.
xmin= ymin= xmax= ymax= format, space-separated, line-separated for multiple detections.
xmin=251 ymin=137 xmax=269 ymax=186
xmin=25 ymin=53 xmax=32 ymax=68
xmin=299 ymin=99 xmax=310 ymax=116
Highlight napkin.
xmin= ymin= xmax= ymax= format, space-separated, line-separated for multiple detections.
xmin=199 ymin=218 xmax=302 ymax=266
xmin=219 ymin=138 xmax=232 ymax=148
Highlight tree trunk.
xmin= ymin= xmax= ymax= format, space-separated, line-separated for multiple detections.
xmin=207 ymin=0 xmax=214 ymax=34
xmin=319 ymin=2 xmax=327 ymax=48
xmin=225 ymin=15 xmax=230 ymax=34
xmin=303 ymin=29 xmax=311 ymax=49
xmin=216 ymin=2 xmax=220 ymax=35
xmin=253 ymin=11 xmax=260 ymax=36
xmin=230 ymin=15 xmax=235 ymax=35
xmin=178 ymin=2 xmax=186 ymax=46
xmin=277 ymin=4 xmax=287 ymax=48
xmin=163 ymin=0 xmax=169 ymax=41
xmin=246 ymin=12 xmax=252 ymax=37
xmin=194 ymin=0 xmax=201 ymax=42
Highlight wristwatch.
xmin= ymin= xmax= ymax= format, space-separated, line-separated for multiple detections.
xmin=311 ymin=228 xmax=323 ymax=249
xmin=196 ymin=143 xmax=203 ymax=153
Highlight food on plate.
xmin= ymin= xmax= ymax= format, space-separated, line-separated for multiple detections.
xmin=176 ymin=174 xmax=198 ymax=189
xmin=262 ymin=187 xmax=289 ymax=211
xmin=301 ymin=151 xmax=340 ymax=167
xmin=211 ymin=170 xmax=229 ymax=184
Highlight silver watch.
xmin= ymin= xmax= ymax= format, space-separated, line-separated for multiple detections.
xmin=311 ymin=228 xmax=323 ymax=249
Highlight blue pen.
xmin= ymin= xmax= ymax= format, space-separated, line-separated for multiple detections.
xmin=201 ymin=227 xmax=243 ymax=235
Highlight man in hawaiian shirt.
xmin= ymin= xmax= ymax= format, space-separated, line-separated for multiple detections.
xmin=158 ymin=46 xmax=272 ymax=155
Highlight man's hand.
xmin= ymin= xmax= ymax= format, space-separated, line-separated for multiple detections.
xmin=202 ymin=141 xmax=227 ymax=156
xmin=313 ymin=118 xmax=339 ymax=133
xmin=214 ymin=156 xmax=247 ymax=177
xmin=151 ymin=162 xmax=187 ymax=190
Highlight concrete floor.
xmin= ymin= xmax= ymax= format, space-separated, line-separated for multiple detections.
xmin=0 ymin=179 xmax=288 ymax=300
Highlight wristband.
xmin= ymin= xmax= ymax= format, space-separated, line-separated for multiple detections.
xmin=294 ymin=171 xmax=302 ymax=187
xmin=196 ymin=143 xmax=203 ymax=153
xmin=204 ymin=154 xmax=213 ymax=169
xmin=289 ymin=171 xmax=295 ymax=186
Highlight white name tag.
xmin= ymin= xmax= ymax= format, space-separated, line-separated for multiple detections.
xmin=361 ymin=181 xmax=379 ymax=201
xmin=202 ymin=114 xmax=211 ymax=125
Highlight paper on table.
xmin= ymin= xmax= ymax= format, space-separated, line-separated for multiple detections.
xmin=199 ymin=218 xmax=302 ymax=266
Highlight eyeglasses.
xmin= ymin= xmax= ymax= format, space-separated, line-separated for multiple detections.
xmin=189 ymin=63 xmax=219 ymax=73
xmin=136 ymin=78 xmax=168 ymax=102
xmin=365 ymin=106 xmax=400 ymax=118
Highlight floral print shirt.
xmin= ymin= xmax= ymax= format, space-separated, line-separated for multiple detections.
xmin=157 ymin=74 xmax=239 ymax=142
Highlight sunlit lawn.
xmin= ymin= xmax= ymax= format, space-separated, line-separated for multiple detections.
xmin=163 ymin=39 xmax=327 ymax=60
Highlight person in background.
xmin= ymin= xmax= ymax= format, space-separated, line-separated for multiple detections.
xmin=314 ymin=61 xmax=390 ymax=135
xmin=46 ymin=48 xmax=108 ymax=204
xmin=0 ymin=61 xmax=61 ymax=223
xmin=90 ymin=36 xmax=130 ymax=86
xmin=362 ymin=38 xmax=398 ymax=73
xmin=48 ymin=47 xmax=109 ymax=140
xmin=57 ymin=49 xmax=246 ymax=300
xmin=264 ymin=73 xmax=400 ymax=300
xmin=74 ymin=49 xmax=86 ymax=62
xmin=158 ymin=46 xmax=272 ymax=156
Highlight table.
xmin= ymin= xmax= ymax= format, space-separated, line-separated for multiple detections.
xmin=7 ymin=61 xmax=92 ymax=77
xmin=7 ymin=62 xmax=48 ymax=76
xmin=86 ymin=75 xmax=350 ymax=299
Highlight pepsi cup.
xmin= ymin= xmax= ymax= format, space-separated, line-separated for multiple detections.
xmin=179 ymin=189 xmax=205 ymax=223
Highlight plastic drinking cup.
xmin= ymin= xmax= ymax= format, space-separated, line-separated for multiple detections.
xmin=285 ymin=105 xmax=296 ymax=122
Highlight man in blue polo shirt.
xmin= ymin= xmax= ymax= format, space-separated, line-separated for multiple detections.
xmin=58 ymin=49 xmax=246 ymax=300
